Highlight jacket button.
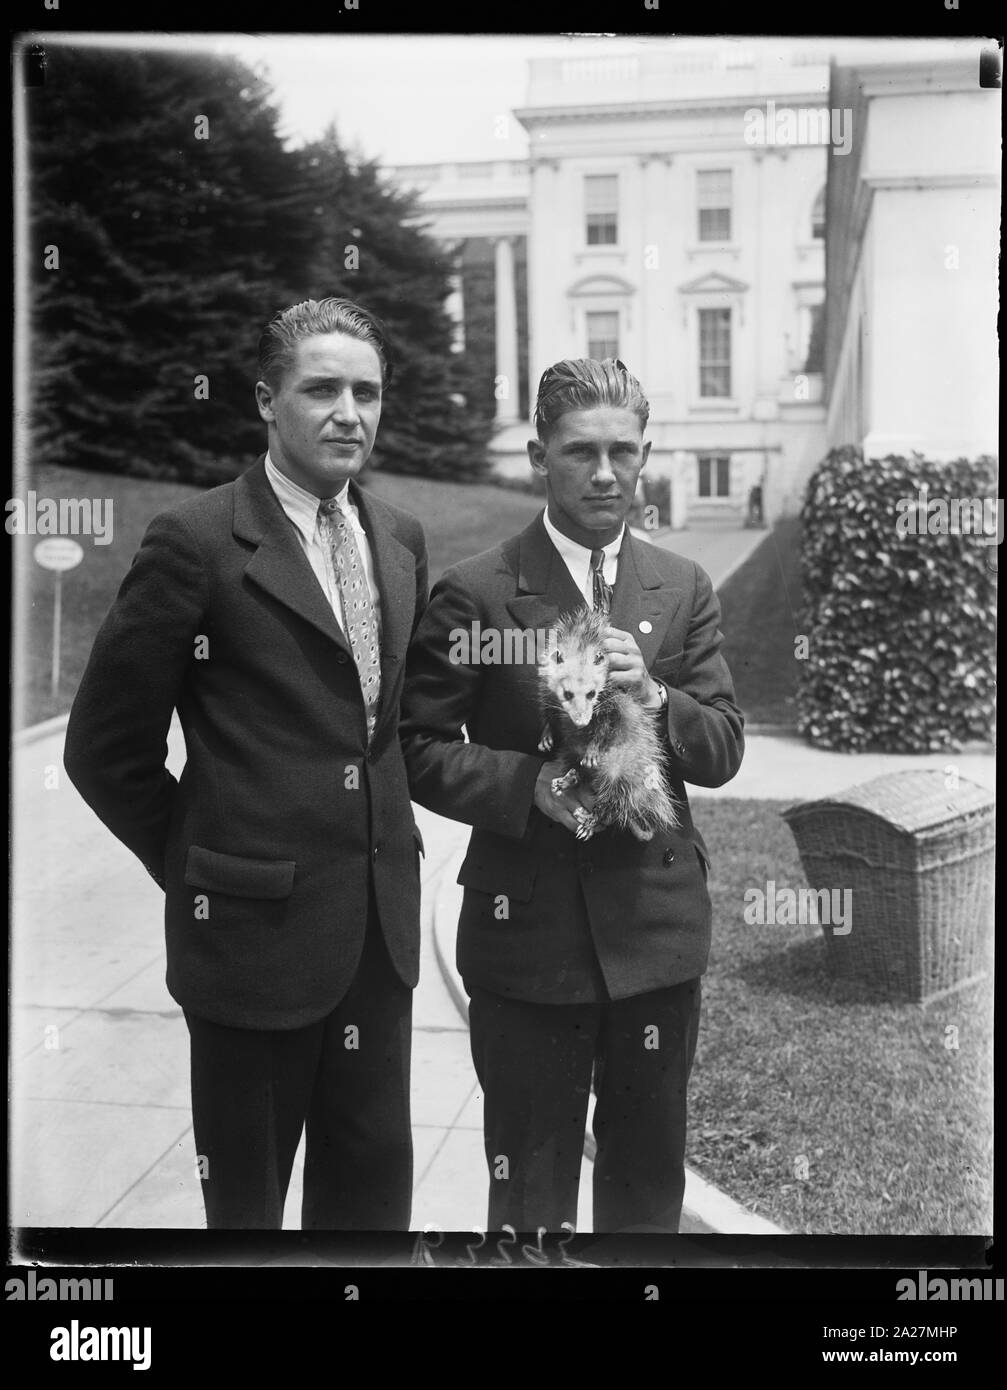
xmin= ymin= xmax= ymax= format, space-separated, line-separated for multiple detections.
xmin=336 ymin=652 xmax=349 ymax=665
xmin=372 ymin=844 xmax=381 ymax=860
xmin=663 ymin=849 xmax=675 ymax=866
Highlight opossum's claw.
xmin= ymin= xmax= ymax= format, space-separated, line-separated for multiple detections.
xmin=551 ymin=769 xmax=579 ymax=796
xmin=538 ymin=725 xmax=554 ymax=753
xmin=581 ymin=748 xmax=599 ymax=769
xmin=574 ymin=810 xmax=598 ymax=840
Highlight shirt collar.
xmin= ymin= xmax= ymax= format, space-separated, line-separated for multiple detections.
xmin=541 ymin=507 xmax=624 ymax=571
xmin=264 ymin=452 xmax=353 ymax=541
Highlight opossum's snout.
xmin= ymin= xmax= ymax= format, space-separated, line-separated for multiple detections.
xmin=558 ymin=686 xmax=599 ymax=727
xmin=559 ymin=692 xmax=598 ymax=728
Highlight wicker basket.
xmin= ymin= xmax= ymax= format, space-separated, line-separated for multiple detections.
xmin=781 ymin=770 xmax=995 ymax=1004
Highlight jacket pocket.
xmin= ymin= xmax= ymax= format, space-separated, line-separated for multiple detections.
xmin=456 ymin=853 xmax=538 ymax=905
xmin=184 ymin=845 xmax=296 ymax=900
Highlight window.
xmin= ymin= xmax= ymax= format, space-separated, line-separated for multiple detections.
xmin=811 ymin=186 xmax=825 ymax=239
xmin=698 ymin=307 xmax=731 ymax=397
xmin=585 ymin=175 xmax=618 ymax=245
xmin=587 ymin=311 xmax=619 ymax=360
xmin=698 ymin=455 xmax=731 ymax=498
xmin=697 ymin=170 xmax=732 ymax=242
xmin=804 ymin=303 xmax=824 ymax=373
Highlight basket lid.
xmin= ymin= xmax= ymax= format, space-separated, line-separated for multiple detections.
xmin=782 ymin=769 xmax=995 ymax=834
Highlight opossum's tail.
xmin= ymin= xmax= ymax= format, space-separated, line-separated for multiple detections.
xmin=591 ymin=692 xmax=681 ymax=836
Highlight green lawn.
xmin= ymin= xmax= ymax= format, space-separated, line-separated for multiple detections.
xmin=14 ymin=463 xmax=544 ymax=728
xmin=689 ymin=797 xmax=992 ymax=1235
xmin=718 ymin=516 xmax=803 ymax=726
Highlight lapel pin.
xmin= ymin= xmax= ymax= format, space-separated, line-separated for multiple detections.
xmin=639 ymin=620 xmax=653 ymax=634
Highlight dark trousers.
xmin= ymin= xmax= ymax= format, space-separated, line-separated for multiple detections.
xmin=184 ymin=909 xmax=413 ymax=1230
xmin=467 ymin=978 xmax=702 ymax=1234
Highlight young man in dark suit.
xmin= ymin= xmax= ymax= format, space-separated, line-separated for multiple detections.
xmin=401 ymin=358 xmax=744 ymax=1234
xmin=64 ymin=298 xmax=428 ymax=1230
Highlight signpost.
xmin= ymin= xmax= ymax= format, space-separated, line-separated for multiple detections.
xmin=33 ymin=538 xmax=84 ymax=696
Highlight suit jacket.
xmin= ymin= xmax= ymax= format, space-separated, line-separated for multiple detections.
xmin=64 ymin=457 xmax=428 ymax=1030
xmin=400 ymin=514 xmax=744 ymax=1003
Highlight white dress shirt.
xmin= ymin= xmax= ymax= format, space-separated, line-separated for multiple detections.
xmin=541 ymin=507 xmax=624 ymax=608
xmin=264 ymin=452 xmax=382 ymax=643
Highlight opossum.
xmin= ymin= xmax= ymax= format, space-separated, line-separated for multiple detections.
xmin=537 ymin=606 xmax=681 ymax=842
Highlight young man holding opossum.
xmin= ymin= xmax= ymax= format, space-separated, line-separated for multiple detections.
xmin=402 ymin=358 xmax=745 ymax=1234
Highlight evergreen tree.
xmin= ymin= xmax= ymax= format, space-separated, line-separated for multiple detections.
xmin=291 ymin=129 xmax=492 ymax=481
xmin=29 ymin=52 xmax=493 ymax=486
xmin=29 ymin=47 xmax=311 ymax=483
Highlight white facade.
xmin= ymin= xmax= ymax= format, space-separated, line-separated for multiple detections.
xmin=825 ymin=55 xmax=1001 ymax=463
xmin=387 ymin=45 xmax=841 ymax=524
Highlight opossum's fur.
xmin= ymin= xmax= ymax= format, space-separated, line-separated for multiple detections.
xmin=537 ymin=607 xmax=681 ymax=842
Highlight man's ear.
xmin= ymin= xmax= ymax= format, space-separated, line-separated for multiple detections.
xmin=255 ymin=380 xmax=276 ymax=424
xmin=640 ymin=439 xmax=652 ymax=471
xmin=527 ymin=437 xmax=547 ymax=477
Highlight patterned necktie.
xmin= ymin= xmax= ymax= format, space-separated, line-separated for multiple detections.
xmin=318 ymin=498 xmax=381 ymax=741
xmin=590 ymin=547 xmax=613 ymax=615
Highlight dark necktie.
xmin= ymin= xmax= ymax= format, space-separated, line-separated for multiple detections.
xmin=318 ymin=498 xmax=381 ymax=741
xmin=590 ymin=547 xmax=613 ymax=615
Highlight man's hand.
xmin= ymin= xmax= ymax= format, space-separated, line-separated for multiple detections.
xmin=602 ymin=627 xmax=663 ymax=708
xmin=533 ymin=760 xmax=596 ymax=834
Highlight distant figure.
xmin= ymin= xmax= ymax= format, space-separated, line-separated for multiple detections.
xmin=747 ymin=484 xmax=764 ymax=528
xmin=64 ymin=297 xmax=428 ymax=1230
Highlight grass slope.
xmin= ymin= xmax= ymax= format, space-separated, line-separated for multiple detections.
xmin=718 ymin=516 xmax=804 ymax=726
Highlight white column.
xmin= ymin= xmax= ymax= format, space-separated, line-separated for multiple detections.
xmin=493 ymin=235 xmax=520 ymax=426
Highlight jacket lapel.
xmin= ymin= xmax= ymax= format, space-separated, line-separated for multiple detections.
xmin=505 ymin=513 xmax=586 ymax=635
xmin=234 ymin=459 xmax=353 ymax=656
xmin=609 ymin=532 xmax=686 ymax=669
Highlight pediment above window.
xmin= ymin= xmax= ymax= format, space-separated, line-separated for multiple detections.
xmin=678 ymin=271 xmax=749 ymax=295
xmin=567 ymin=274 xmax=636 ymax=297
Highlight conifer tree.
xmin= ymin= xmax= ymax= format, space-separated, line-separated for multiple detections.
xmin=291 ymin=129 xmax=492 ymax=480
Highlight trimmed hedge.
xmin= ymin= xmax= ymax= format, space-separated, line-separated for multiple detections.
xmin=797 ymin=447 xmax=997 ymax=752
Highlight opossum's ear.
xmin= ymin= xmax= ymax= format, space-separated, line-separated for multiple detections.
xmin=541 ymin=633 xmax=563 ymax=666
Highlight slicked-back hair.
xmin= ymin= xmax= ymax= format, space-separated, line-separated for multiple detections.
xmin=533 ymin=357 xmax=649 ymax=441
xmin=257 ymin=297 xmax=393 ymax=390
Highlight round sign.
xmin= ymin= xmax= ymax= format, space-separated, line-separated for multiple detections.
xmin=33 ymin=538 xmax=84 ymax=572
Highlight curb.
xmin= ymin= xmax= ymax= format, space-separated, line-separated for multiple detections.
xmin=13 ymin=712 xmax=70 ymax=747
xmin=429 ymin=847 xmax=786 ymax=1236
xmin=707 ymin=527 xmax=771 ymax=593
xmin=431 ymin=868 xmax=470 ymax=1027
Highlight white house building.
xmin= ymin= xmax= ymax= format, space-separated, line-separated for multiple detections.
xmin=824 ymin=49 xmax=1000 ymax=463
xmin=384 ymin=39 xmax=996 ymax=525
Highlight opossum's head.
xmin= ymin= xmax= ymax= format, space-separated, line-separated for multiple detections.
xmin=540 ymin=611 xmax=609 ymax=727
